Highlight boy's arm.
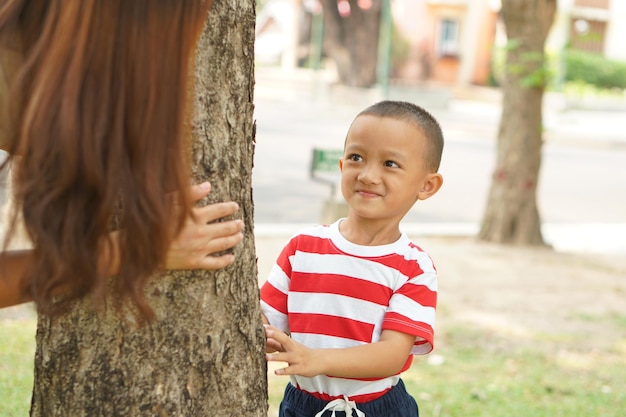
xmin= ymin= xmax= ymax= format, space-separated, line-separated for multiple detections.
xmin=264 ymin=325 xmax=415 ymax=379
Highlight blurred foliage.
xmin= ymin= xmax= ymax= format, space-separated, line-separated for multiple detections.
xmin=490 ymin=46 xmax=626 ymax=95
xmin=564 ymin=49 xmax=626 ymax=90
xmin=390 ymin=21 xmax=411 ymax=77
xmin=490 ymin=39 xmax=554 ymax=89
xmin=488 ymin=44 xmax=506 ymax=87
xmin=563 ymin=80 xmax=626 ymax=98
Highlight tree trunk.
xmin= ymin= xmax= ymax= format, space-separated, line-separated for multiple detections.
xmin=30 ymin=1 xmax=267 ymax=416
xmin=478 ymin=0 xmax=556 ymax=245
xmin=320 ymin=0 xmax=381 ymax=87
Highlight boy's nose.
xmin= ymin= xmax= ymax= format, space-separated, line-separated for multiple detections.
xmin=357 ymin=165 xmax=381 ymax=184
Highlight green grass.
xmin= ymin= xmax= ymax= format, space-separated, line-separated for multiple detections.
xmin=266 ymin=323 xmax=626 ymax=416
xmin=0 ymin=319 xmax=36 ymax=417
xmin=399 ymin=325 xmax=626 ymax=417
xmin=3 ymin=320 xmax=625 ymax=417
xmin=562 ymin=80 xmax=626 ymax=99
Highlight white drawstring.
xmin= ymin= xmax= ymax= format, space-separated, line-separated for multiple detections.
xmin=314 ymin=395 xmax=366 ymax=417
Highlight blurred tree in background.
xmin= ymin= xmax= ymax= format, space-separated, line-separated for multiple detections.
xmin=319 ymin=0 xmax=382 ymax=87
xmin=479 ymin=0 xmax=557 ymax=245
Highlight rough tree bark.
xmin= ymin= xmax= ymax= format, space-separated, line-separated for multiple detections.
xmin=30 ymin=1 xmax=267 ymax=416
xmin=478 ymin=0 xmax=556 ymax=245
xmin=320 ymin=0 xmax=381 ymax=87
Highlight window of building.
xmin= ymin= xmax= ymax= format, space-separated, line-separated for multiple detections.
xmin=570 ymin=19 xmax=606 ymax=54
xmin=574 ymin=0 xmax=609 ymax=9
xmin=438 ymin=18 xmax=460 ymax=57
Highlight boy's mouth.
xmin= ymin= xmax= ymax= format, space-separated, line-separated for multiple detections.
xmin=356 ymin=189 xmax=381 ymax=198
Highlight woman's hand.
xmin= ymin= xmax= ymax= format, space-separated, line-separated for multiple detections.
xmin=0 ymin=182 xmax=244 ymax=308
xmin=164 ymin=182 xmax=244 ymax=270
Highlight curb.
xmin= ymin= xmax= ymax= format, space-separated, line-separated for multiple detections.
xmin=253 ymin=222 xmax=626 ymax=255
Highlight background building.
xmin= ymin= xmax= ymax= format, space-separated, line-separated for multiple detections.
xmin=255 ymin=0 xmax=626 ymax=88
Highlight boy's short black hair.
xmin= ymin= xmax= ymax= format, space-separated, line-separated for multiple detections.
xmin=357 ymin=100 xmax=444 ymax=172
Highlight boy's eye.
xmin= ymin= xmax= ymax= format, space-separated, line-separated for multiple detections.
xmin=348 ymin=154 xmax=362 ymax=162
xmin=384 ymin=160 xmax=399 ymax=168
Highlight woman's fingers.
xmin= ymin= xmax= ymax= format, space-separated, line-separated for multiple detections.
xmin=194 ymin=201 xmax=240 ymax=224
xmin=200 ymin=225 xmax=244 ymax=252
xmin=166 ymin=221 xmax=244 ymax=270
xmin=192 ymin=253 xmax=236 ymax=270
xmin=187 ymin=181 xmax=239 ymax=223
xmin=188 ymin=181 xmax=212 ymax=202
xmin=164 ymin=182 xmax=245 ymax=270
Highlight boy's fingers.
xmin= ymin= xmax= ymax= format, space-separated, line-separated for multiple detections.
xmin=266 ymin=351 xmax=287 ymax=363
xmin=268 ymin=357 xmax=296 ymax=376
xmin=265 ymin=338 xmax=285 ymax=353
xmin=275 ymin=366 xmax=291 ymax=376
xmin=265 ymin=326 xmax=292 ymax=347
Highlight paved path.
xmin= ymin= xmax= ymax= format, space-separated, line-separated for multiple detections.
xmin=1 ymin=68 xmax=625 ymax=254
xmin=252 ymin=68 xmax=626 ymax=254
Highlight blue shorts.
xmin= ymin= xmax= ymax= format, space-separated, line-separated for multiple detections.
xmin=278 ymin=379 xmax=419 ymax=417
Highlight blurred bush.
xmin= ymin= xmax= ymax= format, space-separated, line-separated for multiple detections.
xmin=564 ymin=50 xmax=626 ymax=90
xmin=489 ymin=47 xmax=626 ymax=94
xmin=390 ymin=22 xmax=412 ymax=78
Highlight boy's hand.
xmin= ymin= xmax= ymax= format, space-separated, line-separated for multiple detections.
xmin=264 ymin=324 xmax=416 ymax=379
xmin=165 ymin=182 xmax=244 ymax=270
xmin=264 ymin=325 xmax=326 ymax=378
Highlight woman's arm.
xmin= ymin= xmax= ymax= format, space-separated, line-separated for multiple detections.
xmin=0 ymin=249 xmax=32 ymax=307
xmin=264 ymin=325 xmax=415 ymax=379
xmin=0 ymin=182 xmax=244 ymax=309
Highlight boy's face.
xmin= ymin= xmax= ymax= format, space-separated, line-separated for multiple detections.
xmin=340 ymin=115 xmax=442 ymax=224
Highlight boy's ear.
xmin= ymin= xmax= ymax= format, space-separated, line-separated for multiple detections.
xmin=339 ymin=158 xmax=344 ymax=171
xmin=417 ymin=173 xmax=443 ymax=201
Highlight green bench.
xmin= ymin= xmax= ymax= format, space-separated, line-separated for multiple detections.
xmin=310 ymin=148 xmax=349 ymax=223
xmin=310 ymin=148 xmax=343 ymax=197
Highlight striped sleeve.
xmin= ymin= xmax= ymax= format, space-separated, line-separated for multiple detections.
xmin=259 ymin=237 xmax=297 ymax=332
xmin=383 ymin=251 xmax=438 ymax=355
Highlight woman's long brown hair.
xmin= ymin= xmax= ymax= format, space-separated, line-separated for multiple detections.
xmin=0 ymin=0 xmax=212 ymax=320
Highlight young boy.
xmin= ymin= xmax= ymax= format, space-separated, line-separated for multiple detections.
xmin=260 ymin=100 xmax=444 ymax=417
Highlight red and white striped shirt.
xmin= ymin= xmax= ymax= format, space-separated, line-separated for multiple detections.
xmin=260 ymin=220 xmax=437 ymax=403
